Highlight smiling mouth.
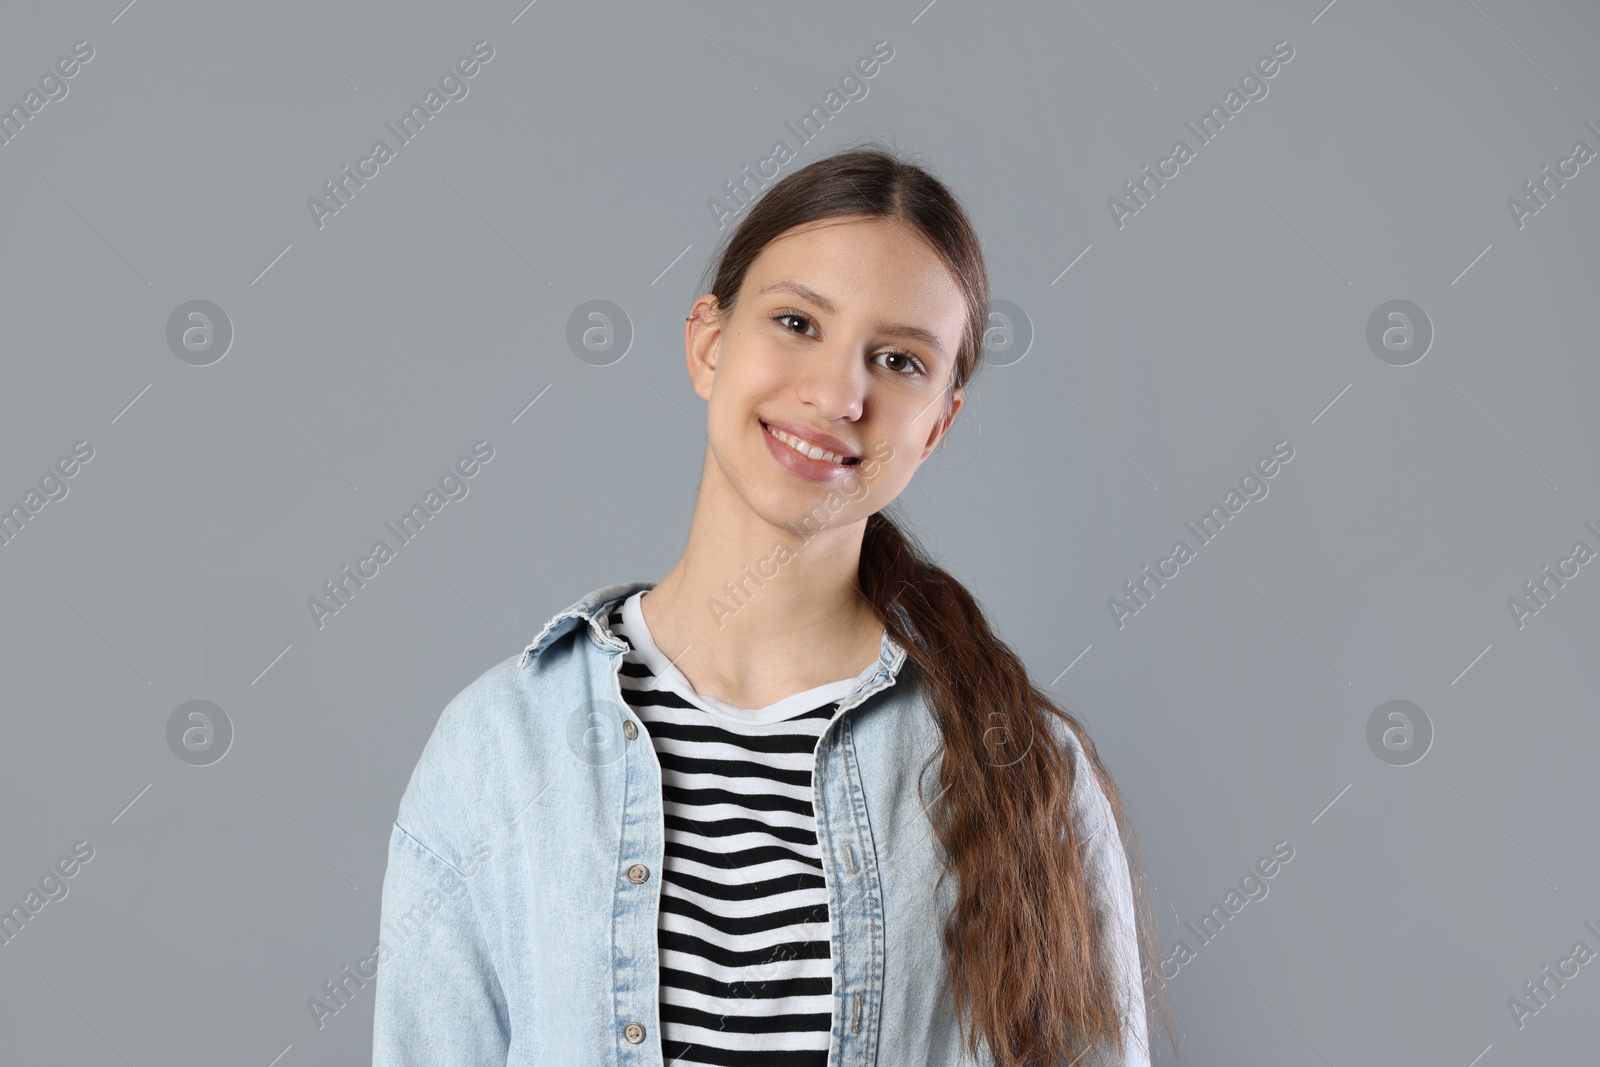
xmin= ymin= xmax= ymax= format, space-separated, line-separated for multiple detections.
xmin=761 ymin=421 xmax=860 ymax=465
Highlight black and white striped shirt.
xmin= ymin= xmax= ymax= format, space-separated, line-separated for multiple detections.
xmin=608 ymin=590 xmax=871 ymax=1067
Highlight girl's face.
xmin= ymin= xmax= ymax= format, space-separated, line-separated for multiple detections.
xmin=686 ymin=215 xmax=968 ymax=536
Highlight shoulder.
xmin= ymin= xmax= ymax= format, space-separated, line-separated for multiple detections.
xmin=393 ymin=653 xmax=526 ymax=852
xmin=391 ymin=581 xmax=643 ymax=861
xmin=395 ymin=636 xmax=589 ymax=862
xmin=1047 ymin=713 xmax=1119 ymax=844
xmin=1047 ymin=713 xmax=1140 ymax=927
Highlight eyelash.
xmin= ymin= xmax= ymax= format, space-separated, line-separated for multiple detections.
xmin=772 ymin=310 xmax=929 ymax=378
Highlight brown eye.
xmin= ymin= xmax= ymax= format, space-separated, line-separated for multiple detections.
xmin=774 ymin=311 xmax=814 ymax=335
xmin=873 ymin=349 xmax=928 ymax=377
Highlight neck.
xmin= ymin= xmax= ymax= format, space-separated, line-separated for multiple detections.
xmin=641 ymin=460 xmax=884 ymax=710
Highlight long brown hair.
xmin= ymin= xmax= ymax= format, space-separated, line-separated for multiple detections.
xmin=695 ymin=142 xmax=1176 ymax=1067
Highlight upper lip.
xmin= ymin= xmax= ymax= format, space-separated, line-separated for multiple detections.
xmin=760 ymin=418 xmax=861 ymax=460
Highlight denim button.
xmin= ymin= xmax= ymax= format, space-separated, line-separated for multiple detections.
xmin=623 ymin=1021 xmax=645 ymax=1043
xmin=623 ymin=720 xmax=638 ymax=740
xmin=626 ymin=863 xmax=649 ymax=883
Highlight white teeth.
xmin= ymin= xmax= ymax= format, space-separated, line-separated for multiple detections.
xmin=766 ymin=423 xmax=849 ymax=465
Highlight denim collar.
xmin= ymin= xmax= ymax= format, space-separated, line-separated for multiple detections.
xmin=520 ymin=581 xmax=913 ymax=704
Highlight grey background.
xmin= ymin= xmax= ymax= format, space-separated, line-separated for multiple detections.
xmin=1 ymin=0 xmax=1597 ymax=1063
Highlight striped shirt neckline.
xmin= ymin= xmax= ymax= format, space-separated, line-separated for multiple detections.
xmin=619 ymin=590 xmax=868 ymax=727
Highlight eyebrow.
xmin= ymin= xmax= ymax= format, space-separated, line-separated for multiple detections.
xmin=755 ymin=280 xmax=947 ymax=357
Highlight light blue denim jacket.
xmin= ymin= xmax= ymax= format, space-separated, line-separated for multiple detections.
xmin=372 ymin=581 xmax=1150 ymax=1066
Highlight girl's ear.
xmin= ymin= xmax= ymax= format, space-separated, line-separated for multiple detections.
xmin=921 ymin=386 xmax=964 ymax=460
xmin=685 ymin=296 xmax=722 ymax=399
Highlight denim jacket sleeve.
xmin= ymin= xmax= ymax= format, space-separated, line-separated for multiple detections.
xmin=369 ymin=700 xmax=508 ymax=1067
xmin=370 ymin=645 xmax=529 ymax=1065
xmin=1064 ymin=726 xmax=1151 ymax=1067
xmin=371 ymin=812 xmax=511 ymax=1063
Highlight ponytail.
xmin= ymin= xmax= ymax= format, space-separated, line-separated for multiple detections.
xmin=860 ymin=509 xmax=1169 ymax=1066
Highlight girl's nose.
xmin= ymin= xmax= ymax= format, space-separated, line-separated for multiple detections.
xmin=795 ymin=349 xmax=866 ymax=421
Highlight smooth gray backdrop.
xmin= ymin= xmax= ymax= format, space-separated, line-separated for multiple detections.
xmin=2 ymin=0 xmax=1597 ymax=1064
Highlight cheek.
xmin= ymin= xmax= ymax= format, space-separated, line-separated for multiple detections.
xmin=716 ymin=348 xmax=785 ymax=410
xmin=858 ymin=439 xmax=915 ymax=496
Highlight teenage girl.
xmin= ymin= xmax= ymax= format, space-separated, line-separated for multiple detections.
xmin=374 ymin=143 xmax=1172 ymax=1067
